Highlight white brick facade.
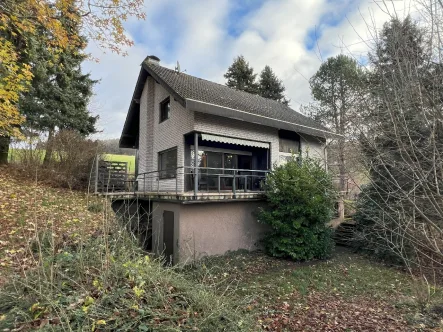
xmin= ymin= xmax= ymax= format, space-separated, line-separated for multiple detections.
xmin=137 ymin=78 xmax=194 ymax=192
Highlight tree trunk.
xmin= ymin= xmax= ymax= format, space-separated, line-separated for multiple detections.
xmin=338 ymin=138 xmax=346 ymax=220
xmin=0 ymin=136 xmax=11 ymax=164
xmin=43 ymin=128 xmax=55 ymax=166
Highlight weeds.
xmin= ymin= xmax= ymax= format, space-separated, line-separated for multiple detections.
xmin=0 ymin=168 xmax=254 ymax=331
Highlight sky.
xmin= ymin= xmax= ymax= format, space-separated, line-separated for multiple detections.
xmin=83 ymin=0 xmax=414 ymax=139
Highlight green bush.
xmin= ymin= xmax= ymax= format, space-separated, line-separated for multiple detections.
xmin=258 ymin=155 xmax=336 ymax=260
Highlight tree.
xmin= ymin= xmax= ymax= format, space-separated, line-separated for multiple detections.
xmin=19 ymin=9 xmax=98 ymax=164
xmin=0 ymin=0 xmax=145 ymax=140
xmin=355 ymin=16 xmax=443 ymax=278
xmin=224 ymin=56 xmax=259 ymax=94
xmin=258 ymin=155 xmax=336 ymax=260
xmin=309 ymin=54 xmax=365 ymax=220
xmin=258 ymin=65 xmax=289 ymax=105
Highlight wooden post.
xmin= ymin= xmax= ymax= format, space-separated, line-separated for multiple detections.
xmin=194 ymin=132 xmax=199 ymax=197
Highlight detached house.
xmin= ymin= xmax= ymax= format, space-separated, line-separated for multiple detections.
xmin=115 ymin=55 xmax=336 ymax=264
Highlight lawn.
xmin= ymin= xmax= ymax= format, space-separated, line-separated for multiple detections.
xmin=186 ymin=249 xmax=443 ymax=331
xmin=103 ymin=153 xmax=136 ymax=173
xmin=7 ymin=149 xmax=136 ymax=174
xmin=1 ymin=167 xmax=442 ymax=331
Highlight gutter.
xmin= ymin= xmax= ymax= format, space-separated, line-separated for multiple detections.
xmin=185 ymin=98 xmax=343 ymax=139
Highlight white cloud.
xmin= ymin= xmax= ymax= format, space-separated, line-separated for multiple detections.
xmin=85 ymin=0 xmax=413 ymax=139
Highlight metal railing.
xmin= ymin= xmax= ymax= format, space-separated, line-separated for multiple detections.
xmin=133 ymin=166 xmax=269 ymax=196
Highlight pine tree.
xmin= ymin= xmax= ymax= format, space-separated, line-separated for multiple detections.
xmin=258 ymin=65 xmax=289 ymax=105
xmin=19 ymin=8 xmax=98 ymax=164
xmin=224 ymin=56 xmax=259 ymax=94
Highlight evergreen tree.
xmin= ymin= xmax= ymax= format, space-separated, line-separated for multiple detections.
xmin=224 ymin=56 xmax=259 ymax=94
xmin=258 ymin=65 xmax=289 ymax=105
xmin=20 ymin=8 xmax=98 ymax=164
xmin=355 ymin=17 xmax=443 ymax=266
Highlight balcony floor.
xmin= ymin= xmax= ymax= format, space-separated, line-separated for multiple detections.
xmin=99 ymin=190 xmax=266 ymax=203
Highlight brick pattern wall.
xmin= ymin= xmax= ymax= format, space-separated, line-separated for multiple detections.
xmin=137 ymin=78 xmax=194 ymax=192
xmin=194 ymin=112 xmax=280 ymax=166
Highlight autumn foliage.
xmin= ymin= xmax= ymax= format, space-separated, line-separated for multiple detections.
xmin=0 ymin=0 xmax=145 ymax=137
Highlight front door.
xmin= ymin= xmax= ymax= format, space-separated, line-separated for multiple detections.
xmin=163 ymin=211 xmax=174 ymax=265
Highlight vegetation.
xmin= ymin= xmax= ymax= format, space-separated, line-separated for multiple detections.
xmin=258 ymin=65 xmax=289 ymax=105
xmin=258 ymin=156 xmax=336 ymax=260
xmin=0 ymin=0 xmax=145 ymax=139
xmin=188 ymin=250 xmax=443 ymax=330
xmin=309 ymin=54 xmax=366 ymax=220
xmin=19 ymin=8 xmax=98 ymax=165
xmin=0 ymin=168 xmax=254 ymax=331
xmin=354 ymin=16 xmax=443 ymax=280
xmin=224 ymin=56 xmax=289 ymax=104
xmin=224 ymin=55 xmax=259 ymax=94
xmin=1 ymin=165 xmax=442 ymax=331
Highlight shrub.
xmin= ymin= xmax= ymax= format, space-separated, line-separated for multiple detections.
xmin=258 ymin=155 xmax=336 ymax=260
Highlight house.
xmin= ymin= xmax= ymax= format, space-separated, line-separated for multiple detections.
xmin=115 ymin=55 xmax=337 ymax=264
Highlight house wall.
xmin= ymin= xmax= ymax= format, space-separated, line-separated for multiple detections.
xmin=150 ymin=201 xmax=268 ymax=264
xmin=193 ymin=112 xmax=279 ymax=166
xmin=300 ymin=133 xmax=327 ymax=164
xmin=151 ymin=201 xmax=181 ymax=264
xmin=137 ymin=78 xmax=194 ymax=192
xmin=137 ymin=79 xmax=327 ymax=192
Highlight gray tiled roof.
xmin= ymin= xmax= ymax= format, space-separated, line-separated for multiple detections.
xmin=143 ymin=61 xmax=329 ymax=134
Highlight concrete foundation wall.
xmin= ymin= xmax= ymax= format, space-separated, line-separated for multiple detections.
xmin=150 ymin=201 xmax=268 ymax=264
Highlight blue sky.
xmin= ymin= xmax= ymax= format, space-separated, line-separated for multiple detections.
xmin=83 ymin=0 xmax=405 ymax=139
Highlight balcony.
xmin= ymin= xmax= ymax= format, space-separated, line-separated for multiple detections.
xmin=97 ymin=166 xmax=269 ymax=202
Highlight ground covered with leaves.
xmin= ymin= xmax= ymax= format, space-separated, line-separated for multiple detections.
xmin=186 ymin=250 xmax=443 ymax=331
xmin=0 ymin=168 xmax=253 ymax=331
xmin=0 ymin=166 xmax=104 ymax=282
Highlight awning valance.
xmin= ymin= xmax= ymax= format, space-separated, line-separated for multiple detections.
xmin=201 ymin=133 xmax=269 ymax=149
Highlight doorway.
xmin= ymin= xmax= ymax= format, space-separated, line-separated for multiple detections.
xmin=163 ymin=211 xmax=174 ymax=265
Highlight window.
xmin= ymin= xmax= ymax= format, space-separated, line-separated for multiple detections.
xmin=159 ymin=97 xmax=170 ymax=123
xmin=279 ymin=138 xmax=300 ymax=154
xmin=158 ymin=147 xmax=177 ymax=179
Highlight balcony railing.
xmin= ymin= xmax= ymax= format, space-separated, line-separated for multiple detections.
xmin=95 ymin=166 xmax=268 ymax=196
xmin=137 ymin=166 xmax=269 ymax=196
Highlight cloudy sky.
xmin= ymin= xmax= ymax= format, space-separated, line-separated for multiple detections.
xmin=84 ymin=0 xmax=413 ymax=139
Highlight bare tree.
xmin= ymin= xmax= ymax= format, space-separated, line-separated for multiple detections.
xmin=354 ymin=8 xmax=443 ymax=287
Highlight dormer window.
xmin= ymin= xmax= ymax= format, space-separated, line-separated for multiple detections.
xmin=159 ymin=97 xmax=170 ymax=123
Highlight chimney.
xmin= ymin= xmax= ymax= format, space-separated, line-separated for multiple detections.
xmin=145 ymin=55 xmax=160 ymax=65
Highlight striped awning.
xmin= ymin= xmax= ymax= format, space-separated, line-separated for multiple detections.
xmin=201 ymin=133 xmax=269 ymax=149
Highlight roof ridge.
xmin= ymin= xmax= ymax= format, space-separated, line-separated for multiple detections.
xmin=144 ymin=61 xmax=303 ymax=112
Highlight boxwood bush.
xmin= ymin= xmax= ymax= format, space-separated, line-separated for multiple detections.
xmin=258 ymin=155 xmax=336 ymax=260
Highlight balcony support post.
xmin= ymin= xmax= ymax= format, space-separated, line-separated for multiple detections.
xmin=194 ymin=132 xmax=199 ymax=197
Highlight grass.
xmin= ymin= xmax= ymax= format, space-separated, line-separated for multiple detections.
xmin=103 ymin=154 xmax=136 ymax=174
xmin=1 ymin=166 xmax=442 ymax=331
xmin=186 ymin=250 xmax=443 ymax=330
xmin=7 ymin=148 xmax=136 ymax=174
xmin=0 ymin=167 xmax=253 ymax=331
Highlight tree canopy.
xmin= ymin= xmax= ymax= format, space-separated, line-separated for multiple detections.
xmin=0 ymin=0 xmax=145 ymax=138
xmin=258 ymin=65 xmax=289 ymax=105
xmin=224 ymin=55 xmax=259 ymax=94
